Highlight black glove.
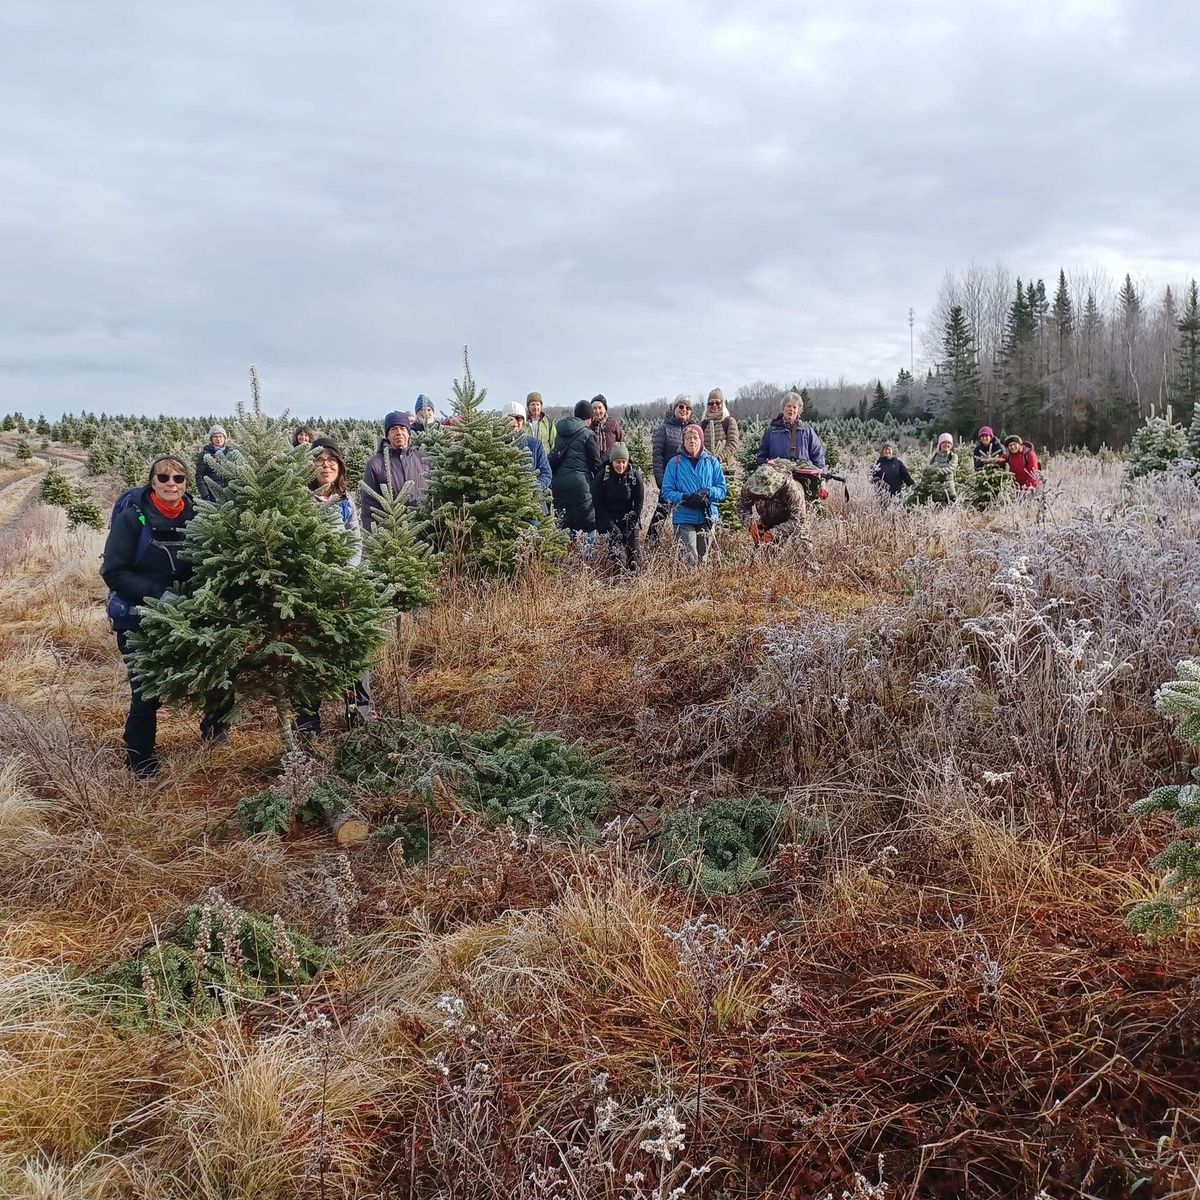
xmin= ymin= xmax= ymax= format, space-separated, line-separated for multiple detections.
xmin=680 ymin=492 xmax=705 ymax=510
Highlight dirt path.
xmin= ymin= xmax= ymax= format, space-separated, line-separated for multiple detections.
xmin=0 ymin=435 xmax=88 ymax=527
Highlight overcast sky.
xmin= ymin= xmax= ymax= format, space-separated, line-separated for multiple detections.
xmin=2 ymin=1 xmax=1198 ymax=419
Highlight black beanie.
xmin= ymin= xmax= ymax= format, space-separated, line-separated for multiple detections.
xmin=310 ymin=436 xmax=345 ymax=465
xmin=573 ymin=399 xmax=593 ymax=420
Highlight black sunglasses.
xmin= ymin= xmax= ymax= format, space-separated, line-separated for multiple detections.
xmin=155 ymin=473 xmax=187 ymax=484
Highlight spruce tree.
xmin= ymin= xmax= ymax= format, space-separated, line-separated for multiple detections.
xmin=16 ymin=438 xmax=32 ymax=461
xmin=130 ymin=368 xmax=390 ymax=753
xmin=937 ymin=306 xmax=982 ymax=435
xmin=892 ymin=368 xmax=913 ymax=417
xmin=420 ymin=346 xmax=565 ymax=577
xmin=868 ymin=380 xmax=889 ymax=420
xmin=1000 ymin=279 xmax=1044 ymax=437
xmin=362 ymin=483 xmax=439 ymax=613
xmin=1171 ymin=279 xmax=1200 ymax=430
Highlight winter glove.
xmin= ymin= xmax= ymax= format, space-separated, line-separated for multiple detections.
xmin=680 ymin=492 xmax=706 ymax=511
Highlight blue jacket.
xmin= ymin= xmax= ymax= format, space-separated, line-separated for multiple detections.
xmin=757 ymin=416 xmax=826 ymax=469
xmin=661 ymin=451 xmax=728 ymax=526
xmin=519 ymin=434 xmax=553 ymax=492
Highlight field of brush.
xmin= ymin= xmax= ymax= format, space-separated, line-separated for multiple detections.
xmin=2 ymin=439 xmax=1200 ymax=1199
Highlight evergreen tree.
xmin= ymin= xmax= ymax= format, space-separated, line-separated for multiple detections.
xmin=892 ymin=368 xmax=913 ymax=417
xmin=1171 ymin=279 xmax=1200 ymax=429
xmin=362 ymin=483 xmax=439 ymax=613
xmin=38 ymin=464 xmax=73 ymax=507
xmin=1051 ymin=269 xmax=1073 ymax=347
xmin=130 ymin=368 xmax=390 ymax=753
xmin=420 ymin=346 xmax=565 ymax=577
xmin=1000 ymin=278 xmax=1045 ymax=436
xmin=1118 ymin=273 xmax=1144 ymax=419
xmin=868 ymin=380 xmax=889 ymax=420
xmin=937 ymin=305 xmax=982 ymax=435
xmin=16 ymin=438 xmax=32 ymax=461
xmin=1081 ymin=289 xmax=1101 ymax=379
xmin=64 ymin=486 xmax=103 ymax=530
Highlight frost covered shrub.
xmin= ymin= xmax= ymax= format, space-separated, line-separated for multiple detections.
xmin=660 ymin=795 xmax=781 ymax=893
xmin=336 ymin=716 xmax=613 ymax=834
xmin=1127 ymin=416 xmax=1188 ymax=478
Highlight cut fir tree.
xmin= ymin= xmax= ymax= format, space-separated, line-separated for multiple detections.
xmin=420 ymin=345 xmax=566 ymax=576
xmin=129 ymin=368 xmax=391 ymax=753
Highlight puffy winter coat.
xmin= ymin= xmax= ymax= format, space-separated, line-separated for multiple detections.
xmin=756 ymin=416 xmax=826 ymax=468
xmin=593 ymin=463 xmax=645 ymax=535
xmin=549 ymin=417 xmax=602 ymax=532
xmin=737 ymin=476 xmax=806 ymax=540
xmin=518 ymin=434 xmax=553 ymax=492
xmin=590 ymin=416 xmax=626 ymax=458
xmin=661 ymin=451 xmax=728 ymax=526
xmin=871 ymin=456 xmax=915 ymax=496
xmin=651 ymin=413 xmax=689 ymax=486
xmin=1006 ymin=446 xmax=1040 ymax=489
xmin=101 ymin=487 xmax=196 ymax=605
xmin=360 ymin=439 xmax=431 ymax=529
xmin=700 ymin=407 xmax=740 ymax=467
xmin=194 ymin=443 xmax=239 ymax=502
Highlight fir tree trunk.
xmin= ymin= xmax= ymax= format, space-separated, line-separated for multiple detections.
xmin=273 ymin=677 xmax=298 ymax=756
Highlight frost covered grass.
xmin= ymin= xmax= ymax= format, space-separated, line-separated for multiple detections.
xmin=2 ymin=457 xmax=1200 ymax=1196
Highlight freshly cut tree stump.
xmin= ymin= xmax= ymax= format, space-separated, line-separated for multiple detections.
xmin=331 ymin=810 xmax=369 ymax=847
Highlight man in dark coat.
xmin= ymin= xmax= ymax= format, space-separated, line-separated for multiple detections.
xmin=360 ymin=411 xmax=431 ymax=530
xmin=647 ymin=394 xmax=693 ymax=547
xmin=593 ymin=441 xmax=644 ymax=570
xmin=549 ymin=400 xmax=602 ymax=533
xmin=589 ymin=394 xmax=626 ymax=458
xmin=756 ymin=392 xmax=826 ymax=468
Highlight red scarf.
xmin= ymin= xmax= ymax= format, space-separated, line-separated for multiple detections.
xmin=149 ymin=492 xmax=186 ymax=520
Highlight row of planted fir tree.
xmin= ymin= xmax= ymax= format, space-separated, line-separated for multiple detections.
xmin=927 ymin=266 xmax=1200 ymax=451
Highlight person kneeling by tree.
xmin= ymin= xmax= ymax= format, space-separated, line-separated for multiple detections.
xmin=100 ymin=456 xmax=231 ymax=776
xmin=593 ymin=441 xmax=644 ymax=570
xmin=738 ymin=462 xmax=810 ymax=550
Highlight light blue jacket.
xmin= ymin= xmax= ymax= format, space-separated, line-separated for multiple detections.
xmin=661 ymin=450 xmax=728 ymax=526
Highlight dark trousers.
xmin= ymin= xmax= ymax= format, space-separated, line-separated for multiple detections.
xmin=297 ymin=678 xmax=372 ymax=736
xmin=117 ymin=633 xmax=232 ymax=776
xmin=646 ymin=496 xmax=672 ymax=547
xmin=606 ymin=525 xmax=642 ymax=571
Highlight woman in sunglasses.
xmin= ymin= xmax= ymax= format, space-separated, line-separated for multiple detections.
xmin=101 ymin=456 xmax=230 ymax=776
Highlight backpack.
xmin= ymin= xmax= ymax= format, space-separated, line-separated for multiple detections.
xmin=105 ymin=489 xmax=156 ymax=633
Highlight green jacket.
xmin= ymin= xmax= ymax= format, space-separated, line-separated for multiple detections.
xmin=527 ymin=414 xmax=556 ymax=452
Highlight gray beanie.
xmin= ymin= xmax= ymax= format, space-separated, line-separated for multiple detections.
xmin=609 ymin=442 xmax=630 ymax=462
xmin=208 ymin=424 xmax=227 ymax=440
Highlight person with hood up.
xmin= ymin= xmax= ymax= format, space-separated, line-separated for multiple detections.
xmin=973 ymin=426 xmax=1006 ymax=471
xmin=648 ymin=394 xmax=694 ymax=547
xmin=871 ymin=441 xmax=915 ymax=498
xmin=661 ymin=422 xmax=728 ymax=566
xmin=526 ymin=392 xmax=556 ymax=452
xmin=195 ymin=424 xmax=239 ymax=502
xmin=700 ymin=388 xmax=741 ymax=470
xmin=506 ymin=402 xmax=552 ymax=494
xmin=360 ymin=410 xmax=431 ymax=530
xmin=413 ymin=396 xmax=437 ymax=433
xmin=100 ymin=455 xmax=232 ymax=776
xmin=738 ymin=462 xmax=809 ymax=549
xmin=549 ymin=399 xmax=602 ymax=534
xmin=1003 ymin=435 xmax=1041 ymax=489
xmin=926 ymin=433 xmax=959 ymax=503
xmin=593 ymin=441 xmax=644 ymax=570
xmin=589 ymin=394 xmax=626 ymax=458
xmin=296 ymin=437 xmax=372 ymax=734
xmin=756 ymin=392 xmax=826 ymax=468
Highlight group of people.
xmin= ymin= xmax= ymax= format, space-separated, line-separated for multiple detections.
xmin=870 ymin=425 xmax=1041 ymax=503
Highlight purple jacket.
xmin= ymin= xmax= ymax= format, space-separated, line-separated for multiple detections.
xmin=360 ymin=439 xmax=431 ymax=530
xmin=756 ymin=416 xmax=826 ymax=469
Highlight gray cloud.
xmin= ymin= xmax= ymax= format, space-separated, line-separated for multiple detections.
xmin=1 ymin=0 xmax=1197 ymax=418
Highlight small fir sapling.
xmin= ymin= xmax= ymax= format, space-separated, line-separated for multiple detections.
xmin=128 ymin=367 xmax=391 ymax=753
xmin=362 ymin=481 xmax=439 ymax=613
xmin=1127 ymin=415 xmax=1189 ymax=478
xmin=419 ymin=345 xmax=566 ymax=577
xmin=1127 ymin=660 xmax=1200 ymax=937
xmin=37 ymin=464 xmax=73 ymax=507
xmin=64 ymin=486 xmax=104 ymax=530
xmin=16 ymin=438 xmax=32 ymax=461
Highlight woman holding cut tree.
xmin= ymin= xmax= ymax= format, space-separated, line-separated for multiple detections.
xmin=100 ymin=456 xmax=231 ymax=776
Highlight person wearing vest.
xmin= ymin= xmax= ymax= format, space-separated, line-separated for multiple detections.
xmin=700 ymin=388 xmax=741 ymax=471
xmin=100 ymin=456 xmax=230 ymax=776
xmin=549 ymin=400 xmax=602 ymax=534
xmin=526 ymin=391 xmax=557 ymax=452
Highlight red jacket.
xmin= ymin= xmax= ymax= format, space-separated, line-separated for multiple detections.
xmin=1006 ymin=446 xmax=1040 ymax=489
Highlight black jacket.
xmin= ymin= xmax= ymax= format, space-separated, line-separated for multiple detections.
xmin=101 ymin=488 xmax=195 ymax=604
xmin=593 ymin=464 xmax=644 ymax=534
xmin=194 ymin=443 xmax=238 ymax=502
xmin=549 ymin=417 xmax=602 ymax=532
xmin=871 ymin=456 xmax=914 ymax=495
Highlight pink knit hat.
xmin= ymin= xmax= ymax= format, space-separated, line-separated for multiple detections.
xmin=937 ymin=432 xmax=954 ymax=445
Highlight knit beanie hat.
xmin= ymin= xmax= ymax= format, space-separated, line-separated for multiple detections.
xmin=573 ymin=399 xmax=593 ymax=420
xmin=526 ymin=391 xmax=543 ymax=407
xmin=505 ymin=401 xmax=526 ymax=418
xmin=706 ymin=387 xmax=724 ymax=404
xmin=591 ymin=393 xmax=608 ymax=411
xmin=610 ymin=442 xmax=630 ymax=462
xmin=208 ymin=424 xmax=227 ymax=440
xmin=978 ymin=425 xmax=994 ymax=438
xmin=682 ymin=422 xmax=704 ymax=451
xmin=1004 ymin=434 xmax=1022 ymax=447
xmin=310 ymin=436 xmax=345 ymax=465
xmin=415 ymin=395 xmax=433 ymax=414
xmin=938 ymin=432 xmax=954 ymax=446
xmin=880 ymin=440 xmax=896 ymax=453
xmin=384 ymin=410 xmax=410 ymax=433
